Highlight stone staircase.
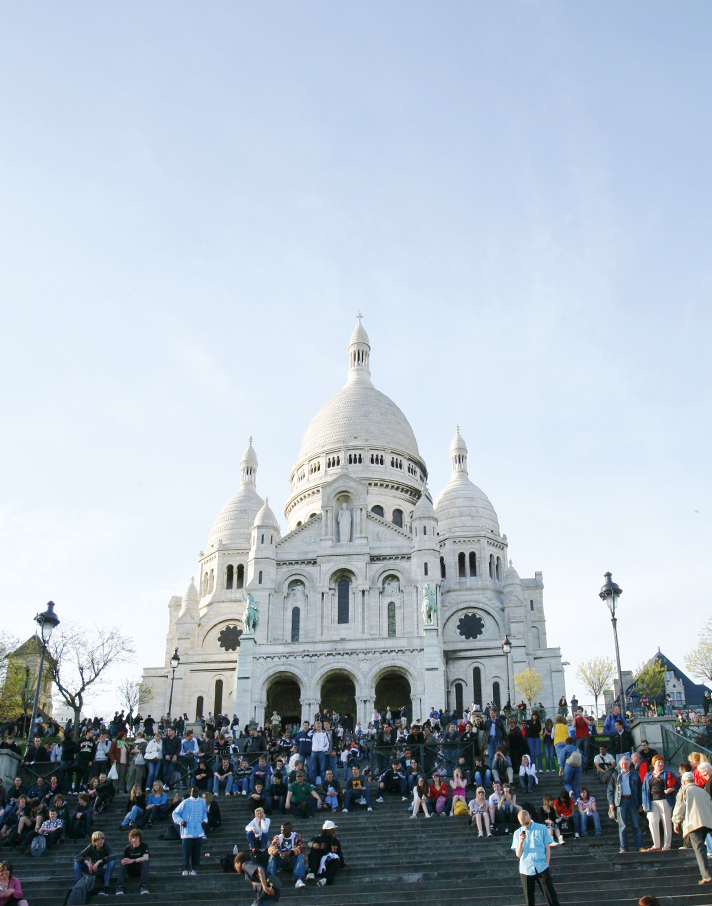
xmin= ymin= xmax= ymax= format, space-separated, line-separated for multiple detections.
xmin=13 ymin=770 xmax=708 ymax=906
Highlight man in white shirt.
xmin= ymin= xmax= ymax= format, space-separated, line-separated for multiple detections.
xmin=310 ymin=722 xmax=330 ymax=785
xmin=593 ymin=745 xmax=615 ymax=786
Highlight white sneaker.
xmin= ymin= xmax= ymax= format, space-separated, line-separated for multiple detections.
xmin=574 ymin=833 xmax=580 ymax=838
xmin=401 ymin=796 xmax=408 ymax=801
xmin=376 ymin=796 xmax=384 ymax=803
xmin=342 ymin=808 xmax=348 ymax=813
xmin=317 ymin=878 xmax=327 ymax=887
xmin=182 ymin=870 xmax=189 ymax=876
xmin=367 ymin=807 xmax=372 ymax=812
xmin=295 ymin=879 xmax=306 ymax=889
xmin=242 ymin=790 xmax=247 ymax=796
xmin=189 ymin=870 xmax=197 ymax=876
xmin=409 ymin=814 xmax=417 ymax=819
xmin=306 ymin=873 xmax=315 ymax=881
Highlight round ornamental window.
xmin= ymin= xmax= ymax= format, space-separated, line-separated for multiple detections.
xmin=217 ymin=625 xmax=243 ymax=651
xmin=457 ymin=613 xmax=485 ymax=640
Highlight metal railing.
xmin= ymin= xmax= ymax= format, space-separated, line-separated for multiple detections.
xmin=661 ymin=725 xmax=712 ymax=767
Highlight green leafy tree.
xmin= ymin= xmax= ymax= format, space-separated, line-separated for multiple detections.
xmin=576 ymin=656 xmax=615 ymax=718
xmin=634 ymin=659 xmax=666 ymax=701
xmin=684 ymin=618 xmax=712 ymax=684
xmin=514 ymin=667 xmax=544 ymax=708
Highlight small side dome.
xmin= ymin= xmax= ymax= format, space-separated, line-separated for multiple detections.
xmin=413 ymin=491 xmax=436 ymax=519
xmin=182 ymin=576 xmax=200 ymax=605
xmin=504 ymin=560 xmax=522 ymax=589
xmin=253 ymin=497 xmax=280 ymax=529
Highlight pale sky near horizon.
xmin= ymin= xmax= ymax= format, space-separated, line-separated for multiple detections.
xmin=1 ymin=2 xmax=710 ymax=718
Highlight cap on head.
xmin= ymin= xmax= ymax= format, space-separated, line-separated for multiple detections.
xmin=322 ymin=820 xmax=337 ymax=830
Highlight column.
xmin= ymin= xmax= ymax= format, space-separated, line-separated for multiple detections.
xmin=234 ymin=635 xmax=255 ymax=729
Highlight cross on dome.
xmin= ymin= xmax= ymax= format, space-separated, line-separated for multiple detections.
xmin=356 ymin=311 xmax=363 ymax=325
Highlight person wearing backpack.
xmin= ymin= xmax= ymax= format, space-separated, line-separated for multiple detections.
xmin=73 ymin=831 xmax=116 ymax=894
xmin=561 ymin=737 xmax=583 ymax=801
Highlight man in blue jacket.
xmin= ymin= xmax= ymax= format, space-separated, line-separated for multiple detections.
xmin=603 ymin=705 xmax=629 ymax=735
xmin=607 ymin=756 xmax=644 ymax=853
xmin=484 ymin=709 xmax=506 ymax=769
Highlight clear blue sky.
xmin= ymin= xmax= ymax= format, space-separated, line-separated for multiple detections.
xmin=1 ymin=2 xmax=710 ymax=715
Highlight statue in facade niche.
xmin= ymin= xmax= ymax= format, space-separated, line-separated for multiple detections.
xmin=241 ymin=593 xmax=259 ymax=634
xmin=337 ymin=502 xmax=352 ymax=542
xmin=419 ymin=583 xmax=437 ymax=626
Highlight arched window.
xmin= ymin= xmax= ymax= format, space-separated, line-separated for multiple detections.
xmin=236 ymin=564 xmax=244 ymax=589
xmin=337 ymin=579 xmax=350 ymax=624
xmin=196 ymin=695 xmax=204 ymax=719
xmin=291 ymin=607 xmax=300 ymax=643
xmin=530 ymin=599 xmax=534 ymax=611
xmin=371 ymin=505 xmax=384 ymax=518
xmin=226 ymin=565 xmax=234 ymax=590
xmin=492 ymin=682 xmax=501 ymax=712
xmin=440 ymin=557 xmax=446 ymax=579
xmin=458 ymin=552 xmax=466 ymax=578
xmin=258 ymin=570 xmax=263 ymax=585
xmin=209 ymin=569 xmax=214 ymax=593
xmin=392 ymin=509 xmax=403 ymax=528
xmin=496 ymin=557 xmax=501 ymax=581
xmin=489 ymin=555 xmax=494 ymax=578
xmin=423 ymin=526 xmax=427 ymax=535
xmin=261 ymin=533 xmax=265 ymax=544
xmin=424 ymin=562 xmax=428 ymax=576
xmin=455 ymin=682 xmax=464 ymax=718
xmin=297 ymin=521 xmax=302 ymax=527
xmin=387 ymin=601 xmax=396 ymax=637
xmin=469 ymin=552 xmax=477 ymax=577
xmin=473 ymin=667 xmax=482 ymax=707
xmin=214 ymin=679 xmax=223 ymax=717
xmin=202 ymin=573 xmax=208 ymax=596
xmin=309 ymin=513 xmax=317 ymax=520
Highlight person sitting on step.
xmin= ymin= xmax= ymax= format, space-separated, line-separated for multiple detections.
xmin=212 ymin=758 xmax=234 ymax=798
xmin=18 ymin=807 xmax=64 ymax=854
xmin=268 ymin=771 xmax=288 ymax=815
xmin=248 ymin=782 xmax=271 ymax=817
xmin=539 ymin=794 xmax=564 ymax=845
xmin=343 ymin=765 xmax=372 ymax=812
xmin=245 ymin=807 xmax=271 ymax=855
xmin=306 ymin=819 xmax=348 ymax=886
xmin=73 ymin=830 xmax=116 ymax=895
xmin=574 ymin=787 xmax=601 ymax=837
xmin=376 ymin=757 xmax=408 ymax=802
xmin=492 ymin=748 xmax=514 ymax=785
xmin=285 ymin=771 xmax=321 ymax=819
xmin=411 ymin=776 xmax=431 ymax=819
xmin=468 ymin=787 xmax=492 ymax=837
xmin=449 ymin=768 xmax=467 ymax=817
xmin=473 ymin=756 xmax=492 ymax=790
xmin=115 ymin=828 xmax=149 ymax=896
xmin=519 ymin=755 xmax=538 ymax=793
xmin=267 ymin=820 xmax=306 ymax=889
xmin=318 ymin=769 xmax=342 ymax=811
xmin=428 ymin=773 xmax=451 ymax=814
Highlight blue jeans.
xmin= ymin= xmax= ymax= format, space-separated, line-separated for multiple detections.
xmin=474 ymin=769 xmax=491 ymax=788
xmin=555 ymin=742 xmax=566 ymax=770
xmin=310 ymin=752 xmax=327 ymax=783
xmin=247 ymin=830 xmax=270 ymax=850
xmin=543 ymin=742 xmax=556 ymax=771
xmin=444 ymin=748 xmax=458 ymax=777
xmin=616 ymin=797 xmax=642 ymax=850
xmin=289 ymin=798 xmax=317 ymax=818
xmin=234 ymin=776 xmax=250 ymax=795
xmin=145 ymin=760 xmax=160 ymax=790
xmin=74 ymin=860 xmax=115 ymax=888
xmin=344 ymin=787 xmax=372 ymax=809
xmin=563 ymin=764 xmax=582 ymax=800
xmin=213 ymin=775 xmax=233 ymax=796
xmin=122 ymin=805 xmax=143 ymax=826
xmin=574 ymin=810 xmax=601 ymax=836
xmin=527 ymin=738 xmax=542 ymax=771
xmin=268 ymin=852 xmax=305 ymax=882
xmin=487 ymin=740 xmax=499 ymax=769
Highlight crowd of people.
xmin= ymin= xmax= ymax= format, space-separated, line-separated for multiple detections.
xmin=1 ymin=695 xmax=712 ymax=904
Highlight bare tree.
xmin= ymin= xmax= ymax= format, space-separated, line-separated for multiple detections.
xmin=576 ymin=656 xmax=615 ymax=717
xmin=0 ymin=630 xmax=21 ymax=686
xmin=685 ymin=618 xmax=712 ymax=684
xmin=116 ymin=677 xmax=151 ymax=715
xmin=46 ymin=622 xmax=136 ymax=728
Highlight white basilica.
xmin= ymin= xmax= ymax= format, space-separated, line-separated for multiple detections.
xmin=142 ymin=319 xmax=565 ymax=728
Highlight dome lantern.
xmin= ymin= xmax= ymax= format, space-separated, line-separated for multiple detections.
xmin=347 ymin=312 xmax=372 ymax=385
xmin=450 ymin=425 xmax=468 ymax=476
xmin=240 ymin=437 xmax=258 ymax=487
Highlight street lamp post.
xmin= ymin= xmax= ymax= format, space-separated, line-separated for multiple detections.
xmin=502 ymin=634 xmax=512 ymax=711
xmin=167 ymin=648 xmax=180 ymax=721
xmin=29 ymin=601 xmax=60 ymax=739
xmin=599 ymin=572 xmax=626 ymax=715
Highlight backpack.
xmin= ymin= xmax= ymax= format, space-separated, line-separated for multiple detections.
xmin=565 ymin=749 xmax=582 ymax=768
xmin=30 ymin=835 xmax=47 ymax=857
xmin=65 ymin=876 xmax=94 ymax=905
xmin=453 ymin=800 xmax=468 ymax=816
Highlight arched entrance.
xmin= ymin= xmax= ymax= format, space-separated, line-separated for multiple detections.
xmin=265 ymin=675 xmax=302 ymax=731
xmin=375 ymin=672 xmax=412 ymax=722
xmin=319 ymin=671 xmax=356 ymax=730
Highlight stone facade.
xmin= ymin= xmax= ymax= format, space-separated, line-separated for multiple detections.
xmin=142 ymin=319 xmax=565 ymax=726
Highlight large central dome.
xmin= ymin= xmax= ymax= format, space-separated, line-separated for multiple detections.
xmin=298 ymin=383 xmax=420 ymax=462
xmin=296 ymin=318 xmax=420 ymax=463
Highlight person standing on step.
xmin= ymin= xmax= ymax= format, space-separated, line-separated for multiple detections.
xmin=672 ymin=772 xmax=712 ymax=885
xmin=306 ymin=820 xmax=347 ymax=886
xmin=512 ymin=810 xmax=561 ymax=906
xmin=171 ymin=787 xmax=208 ymax=876
xmin=607 ymin=756 xmax=645 ymax=853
